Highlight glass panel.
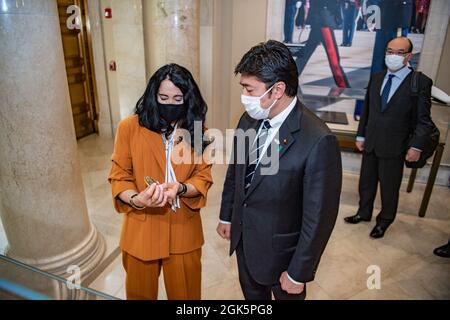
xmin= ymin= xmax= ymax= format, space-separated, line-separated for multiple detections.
xmin=0 ymin=255 xmax=118 ymax=300
xmin=297 ymin=85 xmax=450 ymax=159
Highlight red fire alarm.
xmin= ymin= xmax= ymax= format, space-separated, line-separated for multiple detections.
xmin=104 ymin=8 xmax=112 ymax=19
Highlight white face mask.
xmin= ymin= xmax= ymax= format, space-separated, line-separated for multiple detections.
xmin=385 ymin=54 xmax=406 ymax=72
xmin=241 ymin=85 xmax=278 ymax=120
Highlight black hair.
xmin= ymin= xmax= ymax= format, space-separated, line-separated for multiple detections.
xmin=135 ymin=63 xmax=208 ymax=150
xmin=406 ymin=38 xmax=414 ymax=53
xmin=234 ymin=40 xmax=299 ymax=97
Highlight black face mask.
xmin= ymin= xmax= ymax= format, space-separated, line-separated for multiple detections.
xmin=157 ymin=103 xmax=186 ymax=124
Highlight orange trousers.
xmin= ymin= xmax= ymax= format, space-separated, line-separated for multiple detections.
xmin=122 ymin=249 xmax=202 ymax=300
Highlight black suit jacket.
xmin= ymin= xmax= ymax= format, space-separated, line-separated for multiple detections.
xmin=357 ymin=70 xmax=434 ymax=158
xmin=219 ymin=100 xmax=342 ymax=285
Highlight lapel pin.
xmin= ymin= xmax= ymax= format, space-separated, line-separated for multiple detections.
xmin=283 ymin=138 xmax=288 ymax=145
xmin=175 ymin=136 xmax=183 ymax=145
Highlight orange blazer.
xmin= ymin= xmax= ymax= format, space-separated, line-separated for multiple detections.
xmin=108 ymin=115 xmax=213 ymax=261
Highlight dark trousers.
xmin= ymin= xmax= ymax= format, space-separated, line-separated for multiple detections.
xmin=295 ymin=4 xmax=306 ymax=28
xmin=357 ymin=151 xmax=405 ymax=227
xmin=342 ymin=4 xmax=357 ymax=45
xmin=284 ymin=0 xmax=298 ymax=43
xmin=236 ymin=240 xmax=306 ymax=300
xmin=296 ymin=24 xmax=350 ymax=88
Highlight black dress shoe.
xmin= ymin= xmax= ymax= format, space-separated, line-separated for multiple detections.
xmin=370 ymin=224 xmax=387 ymax=239
xmin=433 ymin=243 xmax=450 ymax=258
xmin=344 ymin=214 xmax=371 ymax=224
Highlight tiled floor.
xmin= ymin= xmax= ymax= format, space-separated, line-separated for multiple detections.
xmin=82 ymin=134 xmax=450 ymax=300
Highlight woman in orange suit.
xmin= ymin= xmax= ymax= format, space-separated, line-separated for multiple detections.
xmin=108 ymin=64 xmax=213 ymax=300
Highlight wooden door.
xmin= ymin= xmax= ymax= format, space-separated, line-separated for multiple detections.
xmin=57 ymin=0 xmax=98 ymax=139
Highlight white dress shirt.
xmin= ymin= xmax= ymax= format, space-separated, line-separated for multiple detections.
xmin=253 ymin=96 xmax=298 ymax=168
xmin=163 ymin=125 xmax=180 ymax=212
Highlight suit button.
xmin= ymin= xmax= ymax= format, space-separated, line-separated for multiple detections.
xmin=239 ymin=221 xmax=242 ymax=226
xmin=243 ymin=203 xmax=248 ymax=208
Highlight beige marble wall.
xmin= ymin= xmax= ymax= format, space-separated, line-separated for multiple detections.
xmin=113 ymin=0 xmax=147 ymax=119
xmin=208 ymin=0 xmax=269 ymax=132
xmin=200 ymin=0 xmax=213 ymax=127
xmin=209 ymin=0 xmax=232 ymax=133
xmin=435 ymin=19 xmax=450 ymax=95
xmin=228 ymin=0 xmax=268 ymax=127
xmin=418 ymin=0 xmax=450 ymax=82
xmin=88 ymin=0 xmax=114 ymax=139
xmin=99 ymin=0 xmax=147 ymax=133
xmin=142 ymin=0 xmax=200 ymax=81
xmin=0 ymin=0 xmax=104 ymax=278
xmin=434 ymin=21 xmax=450 ymax=167
xmin=266 ymin=0 xmax=285 ymax=41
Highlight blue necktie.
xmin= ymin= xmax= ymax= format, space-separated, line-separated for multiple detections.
xmin=381 ymin=74 xmax=395 ymax=112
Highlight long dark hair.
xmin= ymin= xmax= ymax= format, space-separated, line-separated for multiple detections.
xmin=135 ymin=63 xmax=208 ymax=150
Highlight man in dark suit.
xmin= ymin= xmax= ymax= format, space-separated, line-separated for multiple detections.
xmin=345 ymin=37 xmax=434 ymax=238
xmin=216 ymin=40 xmax=342 ymax=300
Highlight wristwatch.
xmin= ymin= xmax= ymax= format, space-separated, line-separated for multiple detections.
xmin=177 ymin=183 xmax=187 ymax=197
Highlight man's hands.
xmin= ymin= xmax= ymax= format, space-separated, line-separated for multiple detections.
xmin=405 ymin=148 xmax=421 ymax=162
xmin=133 ymin=183 xmax=168 ymax=208
xmin=355 ymin=140 xmax=365 ymax=152
xmin=216 ymin=222 xmax=231 ymax=240
xmin=356 ymin=141 xmax=421 ymax=162
xmin=279 ymin=271 xmax=305 ymax=294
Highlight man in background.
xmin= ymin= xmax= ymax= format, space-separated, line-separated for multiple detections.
xmin=345 ymin=37 xmax=435 ymax=239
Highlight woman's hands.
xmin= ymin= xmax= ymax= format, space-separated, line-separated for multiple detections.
xmin=161 ymin=182 xmax=181 ymax=205
xmin=123 ymin=181 xmax=194 ymax=210
xmin=134 ymin=182 xmax=181 ymax=208
xmin=133 ymin=183 xmax=168 ymax=208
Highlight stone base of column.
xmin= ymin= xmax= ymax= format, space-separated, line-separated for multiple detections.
xmin=5 ymin=225 xmax=106 ymax=281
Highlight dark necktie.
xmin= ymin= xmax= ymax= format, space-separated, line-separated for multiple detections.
xmin=381 ymin=74 xmax=395 ymax=112
xmin=244 ymin=120 xmax=271 ymax=193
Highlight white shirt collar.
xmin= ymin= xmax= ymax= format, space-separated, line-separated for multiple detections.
xmin=267 ymin=96 xmax=297 ymax=129
xmin=387 ymin=64 xmax=412 ymax=79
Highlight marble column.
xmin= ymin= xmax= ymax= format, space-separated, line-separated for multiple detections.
xmin=0 ymin=0 xmax=105 ymax=280
xmin=418 ymin=0 xmax=450 ymax=81
xmin=142 ymin=0 xmax=200 ymax=81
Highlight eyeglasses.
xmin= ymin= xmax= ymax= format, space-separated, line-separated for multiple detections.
xmin=386 ymin=49 xmax=410 ymax=56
